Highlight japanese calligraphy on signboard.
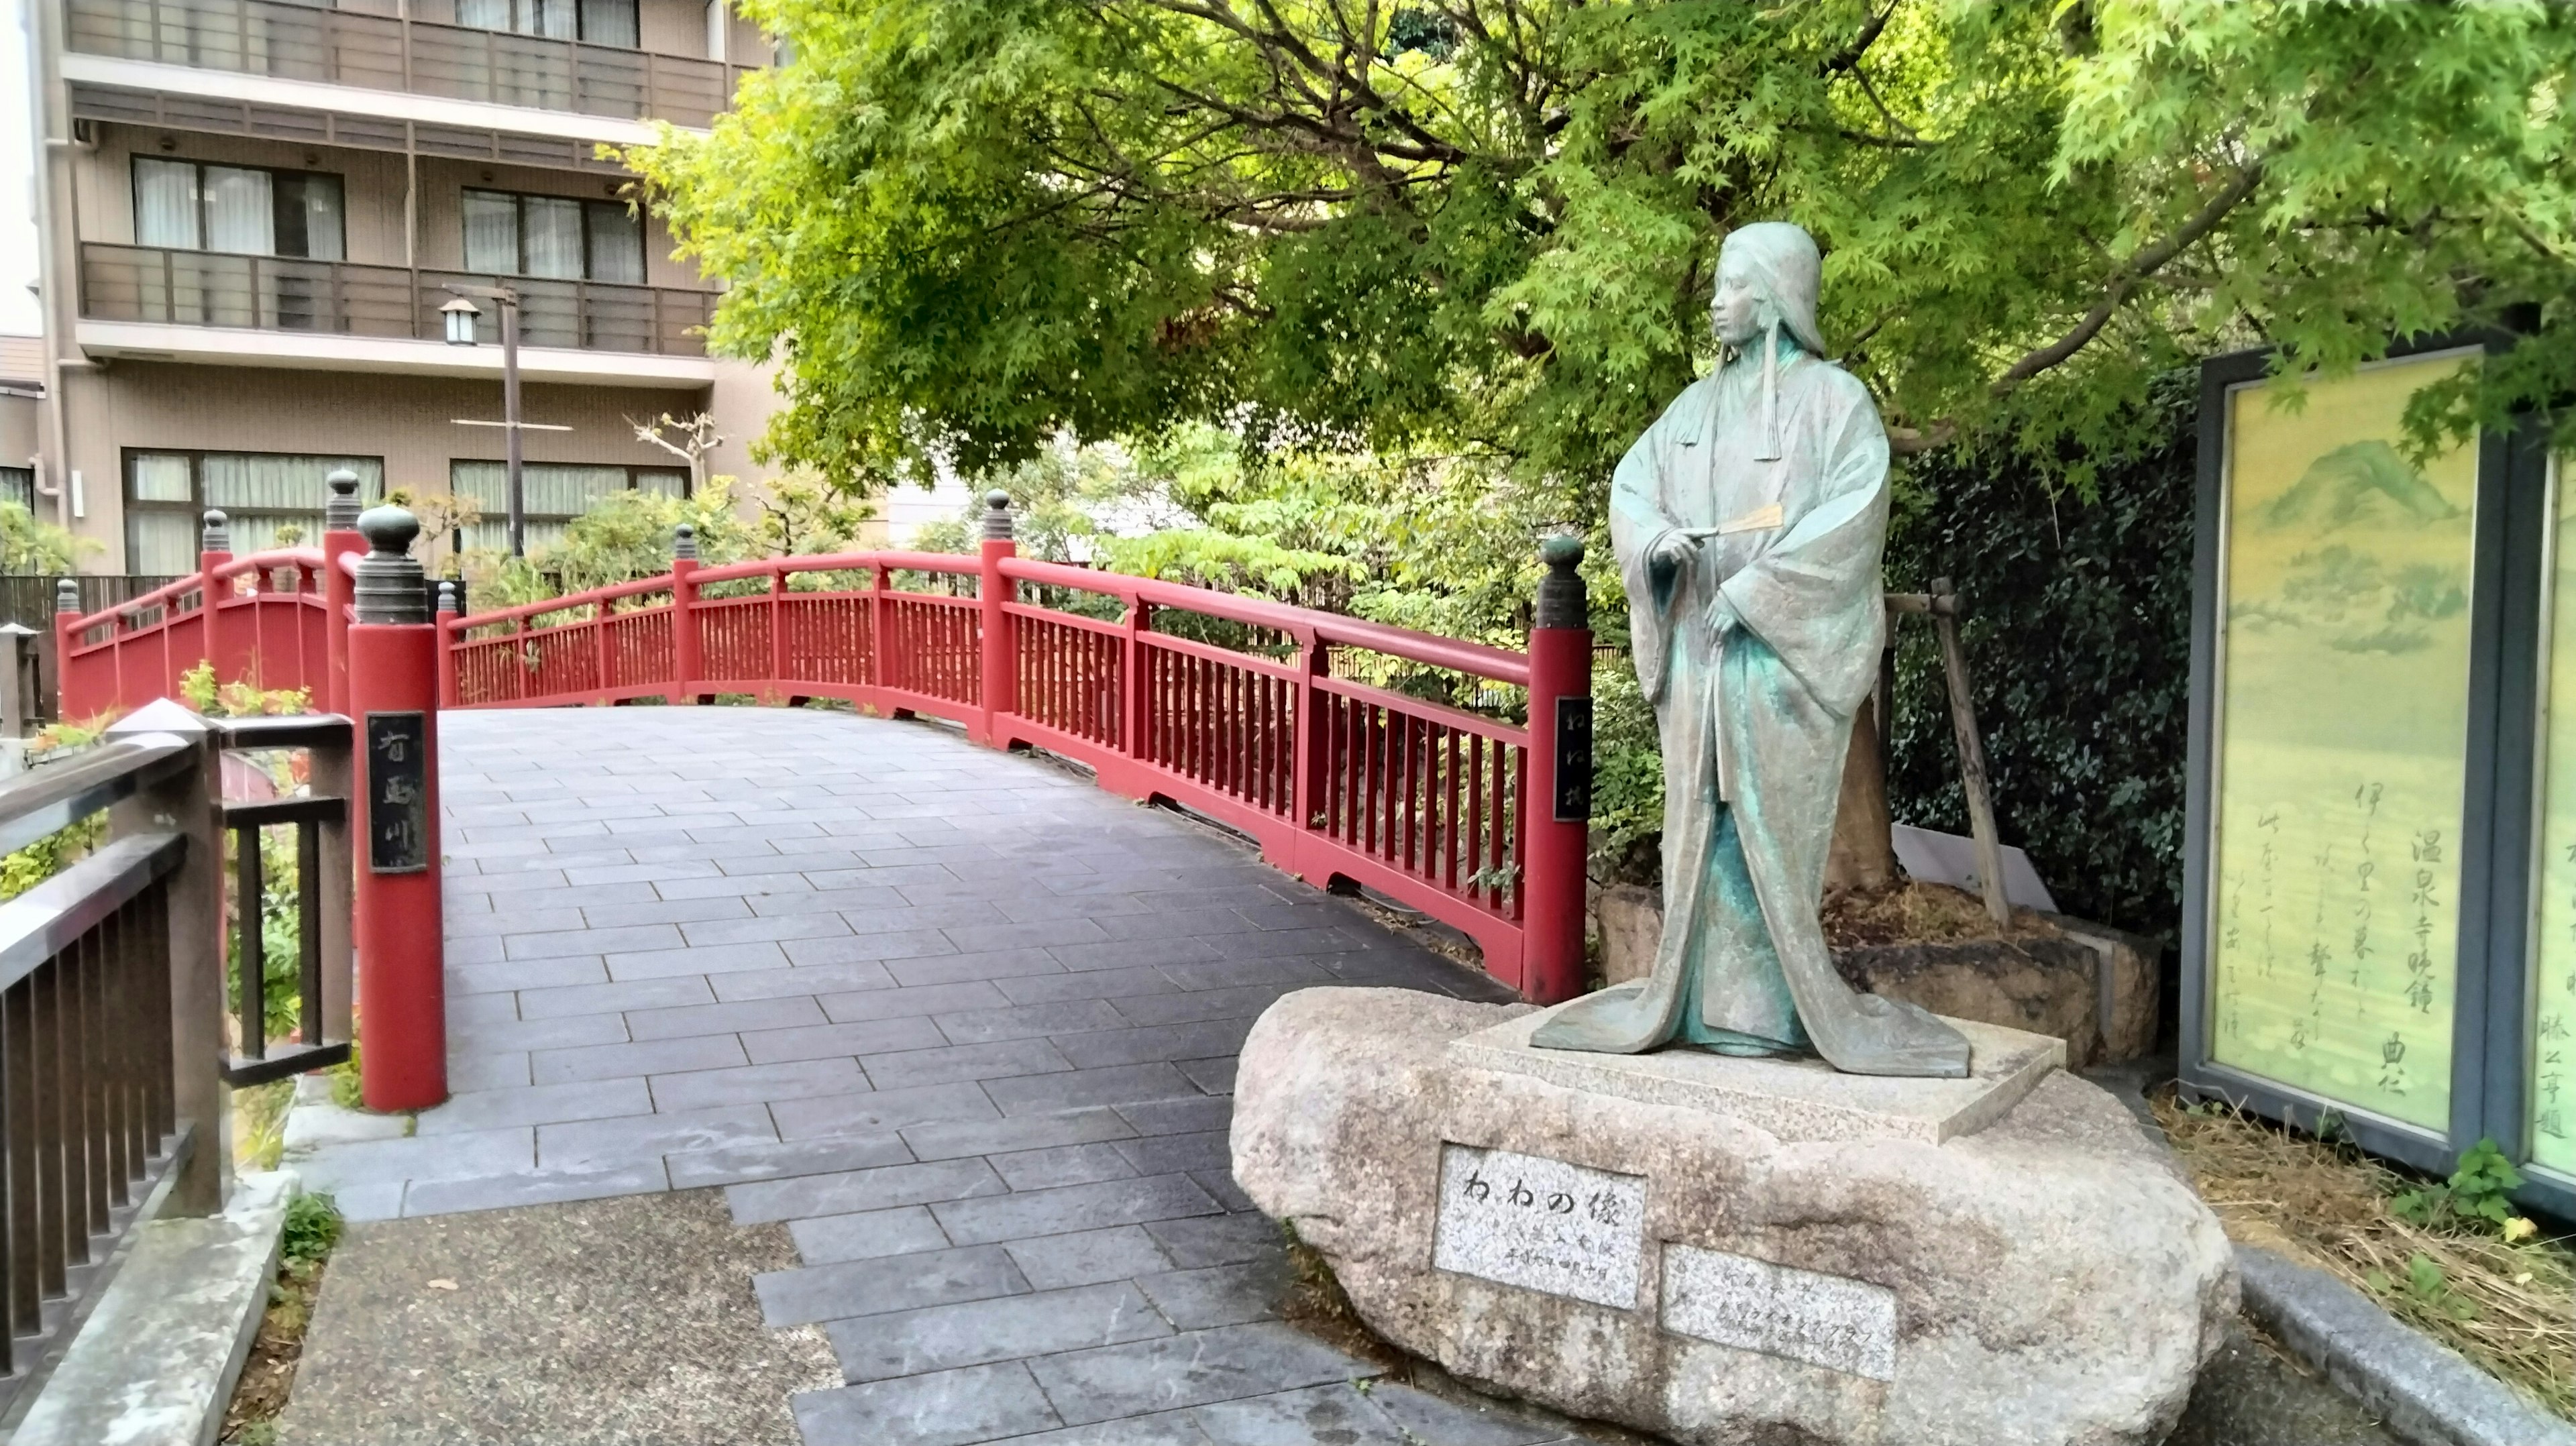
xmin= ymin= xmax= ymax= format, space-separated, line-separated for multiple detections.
xmin=2526 ymin=453 xmax=2576 ymax=1176
xmin=367 ymin=711 xmax=429 ymax=874
xmin=2205 ymin=350 xmax=2479 ymax=1131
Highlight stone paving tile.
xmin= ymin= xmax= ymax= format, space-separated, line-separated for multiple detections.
xmin=516 ymin=974 xmax=716 ymax=1021
xmin=742 ymin=1015 xmax=950 ymax=1064
xmin=826 ymin=1280 xmax=1173 ymax=1383
xmin=624 ymin=994 xmax=828 ymax=1041
xmin=530 ymin=1032 xmax=748 ymax=1086
xmin=898 ymin=1108 xmax=1138 ymax=1163
xmin=932 ymin=999 xmax=1129 ymax=1045
xmin=1136 ymin=1259 xmax=1291 ymax=1330
xmin=1112 ymin=1130 xmax=1231 ymax=1178
xmin=991 ymin=965 xmax=1185 ymax=1006
xmin=413 ymin=1078 xmax=653 ymax=1135
xmin=755 ymin=1242 xmax=1030 ymax=1327
xmin=397 ymin=1160 xmax=670 ymax=1217
xmin=788 ymin=1204 xmax=955 ymax=1265
xmin=650 ymin=1056 xmax=867 ymax=1111
xmin=1002 ymin=1225 xmax=1179 ymax=1292
xmin=449 ymin=956 xmax=606 ymax=995
xmin=815 ymin=979 xmax=1012 ymax=1022
xmin=792 ymin=1361 xmax=1062 ymax=1446
xmin=860 ymin=1038 xmax=1075 ymax=1090
xmin=1053 ymin=1019 xmax=1256 ymax=1070
xmin=932 ymin=1172 xmax=1225 ymax=1246
xmin=665 ymin=1133 xmax=915 ymax=1190
xmin=1027 ymin=1321 xmax=1371 ymax=1426
xmin=983 ymin=1062 xmax=1205 ymax=1116
xmin=728 ymin=1156 xmax=1006 ymax=1225
xmin=605 ymin=940 xmax=794 ymax=982
xmin=537 ymin=1103 xmax=780 ymax=1170
xmin=771 ymin=1082 xmax=1002 ymax=1141
xmin=989 ymin=1142 xmax=1142 ymax=1191
xmin=1144 ymin=1213 xmax=1282 ymax=1270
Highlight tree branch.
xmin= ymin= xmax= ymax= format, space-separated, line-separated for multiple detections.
xmin=1990 ymin=160 xmax=2264 ymax=394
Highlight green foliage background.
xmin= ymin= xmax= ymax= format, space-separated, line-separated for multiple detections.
xmin=1882 ymin=376 xmax=2196 ymax=938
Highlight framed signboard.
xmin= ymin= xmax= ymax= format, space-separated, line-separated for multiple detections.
xmin=2182 ymin=332 xmax=2569 ymax=1218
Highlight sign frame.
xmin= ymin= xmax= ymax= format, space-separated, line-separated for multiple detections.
xmin=365 ymin=710 xmax=431 ymax=875
xmin=2180 ymin=329 xmax=2568 ymax=1220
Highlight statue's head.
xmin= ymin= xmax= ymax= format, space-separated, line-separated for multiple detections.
xmin=1711 ymin=223 xmax=1827 ymax=356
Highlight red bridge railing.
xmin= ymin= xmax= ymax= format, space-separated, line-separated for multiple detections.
xmin=60 ymin=496 xmax=1595 ymax=1001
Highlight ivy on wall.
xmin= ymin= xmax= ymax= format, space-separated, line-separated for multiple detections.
xmin=1881 ymin=375 xmax=2197 ymax=942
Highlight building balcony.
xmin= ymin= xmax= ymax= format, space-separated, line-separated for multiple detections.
xmin=64 ymin=0 xmax=755 ymax=131
xmin=76 ymin=241 xmax=718 ymax=384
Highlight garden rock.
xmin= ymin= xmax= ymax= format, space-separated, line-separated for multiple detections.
xmin=1233 ymin=986 xmax=2237 ymax=1446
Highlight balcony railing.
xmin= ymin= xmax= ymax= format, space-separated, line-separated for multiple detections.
xmin=79 ymin=243 xmax=714 ymax=357
xmin=65 ymin=0 xmax=755 ymax=129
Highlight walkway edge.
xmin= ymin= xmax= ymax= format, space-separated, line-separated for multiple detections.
xmin=2086 ymin=1057 xmax=2573 ymax=1446
xmin=2235 ymin=1243 xmax=2576 ymax=1446
xmin=12 ymin=1170 xmax=295 ymax=1446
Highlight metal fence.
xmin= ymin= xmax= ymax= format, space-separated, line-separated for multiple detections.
xmin=0 ymin=711 xmax=354 ymax=1414
xmin=65 ymin=0 xmax=755 ymax=127
xmin=80 ymin=245 xmax=716 ymax=358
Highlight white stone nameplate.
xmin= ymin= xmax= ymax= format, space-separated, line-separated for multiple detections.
xmin=1661 ymin=1244 xmax=1897 ymax=1381
xmin=1431 ymin=1144 xmax=1647 ymax=1310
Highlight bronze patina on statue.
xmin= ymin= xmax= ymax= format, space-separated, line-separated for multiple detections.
xmin=1532 ymin=222 xmax=1971 ymax=1078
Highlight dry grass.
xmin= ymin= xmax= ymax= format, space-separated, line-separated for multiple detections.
xmin=1819 ymin=877 xmax=2062 ymax=948
xmin=2153 ymin=1091 xmax=2576 ymax=1419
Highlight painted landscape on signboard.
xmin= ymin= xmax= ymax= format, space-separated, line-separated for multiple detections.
xmin=2211 ymin=353 xmax=2477 ymax=1131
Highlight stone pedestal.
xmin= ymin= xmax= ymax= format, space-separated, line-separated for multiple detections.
xmin=1232 ymin=988 xmax=2236 ymax=1446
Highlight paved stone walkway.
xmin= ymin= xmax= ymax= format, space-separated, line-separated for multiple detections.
xmin=288 ymin=706 xmax=1578 ymax=1445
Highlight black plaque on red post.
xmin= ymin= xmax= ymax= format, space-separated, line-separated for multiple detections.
xmin=1552 ymin=695 xmax=1593 ymax=823
xmin=366 ymin=711 xmax=429 ymax=874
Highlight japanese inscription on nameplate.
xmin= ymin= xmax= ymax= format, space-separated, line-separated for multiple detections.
xmin=1553 ymin=696 xmax=1594 ymax=822
xmin=366 ymin=711 xmax=429 ymax=875
xmin=1661 ymin=1243 xmax=1896 ymax=1381
xmin=1431 ymin=1144 xmax=1645 ymax=1310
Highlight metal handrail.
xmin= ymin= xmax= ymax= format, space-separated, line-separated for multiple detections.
xmin=0 ymin=736 xmax=196 ymax=856
xmin=0 ymin=833 xmax=187 ymax=993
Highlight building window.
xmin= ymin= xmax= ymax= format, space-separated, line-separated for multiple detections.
xmin=0 ymin=468 xmax=32 ymax=515
xmin=456 ymin=0 xmax=638 ymax=47
xmin=123 ymin=451 xmax=385 ymax=574
xmin=133 ymin=159 xmax=345 ymax=261
xmin=461 ymin=189 xmax=643 ymax=284
xmin=447 ymin=461 xmax=686 ymax=553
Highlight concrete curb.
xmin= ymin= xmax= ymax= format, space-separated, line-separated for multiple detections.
xmin=2084 ymin=1057 xmax=2574 ymax=1446
xmin=2236 ymin=1244 xmax=2576 ymax=1446
xmin=12 ymin=1170 xmax=296 ymax=1446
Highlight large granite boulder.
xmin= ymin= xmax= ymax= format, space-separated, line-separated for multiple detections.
xmin=1232 ymin=987 xmax=2235 ymax=1446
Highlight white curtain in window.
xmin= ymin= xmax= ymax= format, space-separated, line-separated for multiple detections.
xmin=129 ymin=513 xmax=198 ymax=575
xmin=580 ymin=0 xmax=637 ymax=47
xmin=531 ymin=0 xmax=576 ymax=38
xmin=522 ymin=197 xmax=584 ymax=279
xmin=288 ymin=174 xmax=345 ymax=262
xmin=455 ymin=0 xmax=508 ymax=27
xmin=450 ymin=461 xmax=509 ymax=515
xmin=134 ymin=158 xmax=200 ymax=249
xmin=202 ymin=166 xmax=275 ymax=256
xmin=634 ymin=469 xmax=686 ymax=498
xmin=130 ymin=453 xmax=195 ymax=503
xmin=462 ymin=190 xmax=520 ymax=274
xmin=203 ymin=454 xmax=381 ymax=513
xmin=585 ymin=203 xmax=643 ymax=284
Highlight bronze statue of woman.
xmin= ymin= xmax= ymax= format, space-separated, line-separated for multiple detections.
xmin=1531 ymin=222 xmax=1972 ymax=1078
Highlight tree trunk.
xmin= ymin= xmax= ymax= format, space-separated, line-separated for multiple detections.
xmin=1827 ymin=693 xmax=1897 ymax=892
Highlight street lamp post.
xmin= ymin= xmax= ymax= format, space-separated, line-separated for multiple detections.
xmin=440 ymin=285 xmax=527 ymax=558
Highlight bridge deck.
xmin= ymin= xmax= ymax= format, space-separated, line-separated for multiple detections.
xmin=286 ymin=705 xmax=1564 ymax=1445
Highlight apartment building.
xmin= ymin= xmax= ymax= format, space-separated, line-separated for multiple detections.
xmin=20 ymin=0 xmax=784 ymax=573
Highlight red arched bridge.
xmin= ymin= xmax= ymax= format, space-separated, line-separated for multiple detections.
xmin=55 ymin=491 xmax=1595 ymax=1111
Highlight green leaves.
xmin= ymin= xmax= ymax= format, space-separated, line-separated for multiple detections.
xmin=635 ymin=1 xmax=2576 ymax=509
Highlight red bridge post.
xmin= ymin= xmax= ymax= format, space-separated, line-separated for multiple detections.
xmin=53 ymin=579 xmax=80 ymax=720
xmin=348 ymin=506 xmax=447 ymax=1111
xmin=977 ymin=490 xmax=1016 ymax=747
xmin=674 ymin=523 xmax=704 ymax=704
xmin=200 ymin=510 xmax=236 ymax=694
xmin=323 ymin=469 xmax=364 ymax=716
xmin=1522 ymin=535 xmax=1593 ymax=1005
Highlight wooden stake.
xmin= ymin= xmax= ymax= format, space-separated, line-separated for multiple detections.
xmin=1929 ymin=576 xmax=2012 ymax=927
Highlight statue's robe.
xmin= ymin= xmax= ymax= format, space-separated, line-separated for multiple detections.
xmin=1530 ymin=343 xmax=1971 ymax=1077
